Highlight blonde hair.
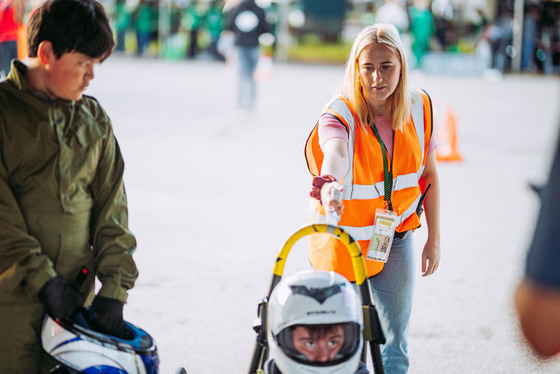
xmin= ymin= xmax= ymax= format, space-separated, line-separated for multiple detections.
xmin=340 ymin=23 xmax=411 ymax=131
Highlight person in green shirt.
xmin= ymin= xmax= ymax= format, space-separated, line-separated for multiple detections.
xmin=182 ymin=0 xmax=204 ymax=59
xmin=114 ymin=0 xmax=131 ymax=52
xmin=133 ymin=0 xmax=153 ymax=55
xmin=205 ymin=0 xmax=225 ymax=61
xmin=409 ymin=0 xmax=434 ymax=68
xmin=0 ymin=0 xmax=139 ymax=372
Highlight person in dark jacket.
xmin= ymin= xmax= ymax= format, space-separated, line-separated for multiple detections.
xmin=224 ymin=0 xmax=270 ymax=113
xmin=516 ymin=130 xmax=560 ymax=358
xmin=0 ymin=0 xmax=138 ymax=372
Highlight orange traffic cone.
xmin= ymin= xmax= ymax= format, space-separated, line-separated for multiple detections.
xmin=436 ymin=105 xmax=463 ymax=162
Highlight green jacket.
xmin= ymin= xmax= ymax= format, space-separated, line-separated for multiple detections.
xmin=0 ymin=60 xmax=138 ymax=304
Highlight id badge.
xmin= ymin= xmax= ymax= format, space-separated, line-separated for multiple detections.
xmin=367 ymin=208 xmax=399 ymax=262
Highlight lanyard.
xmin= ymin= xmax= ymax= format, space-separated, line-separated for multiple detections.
xmin=371 ymin=124 xmax=394 ymax=211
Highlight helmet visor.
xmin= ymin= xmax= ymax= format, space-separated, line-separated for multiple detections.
xmin=275 ymin=322 xmax=361 ymax=367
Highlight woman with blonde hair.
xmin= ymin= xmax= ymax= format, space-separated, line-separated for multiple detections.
xmin=305 ymin=23 xmax=441 ymax=373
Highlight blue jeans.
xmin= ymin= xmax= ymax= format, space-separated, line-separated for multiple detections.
xmin=116 ymin=30 xmax=126 ymax=52
xmin=0 ymin=41 xmax=18 ymax=77
xmin=236 ymin=46 xmax=259 ymax=110
xmin=136 ymin=32 xmax=150 ymax=55
xmin=369 ymin=234 xmax=415 ymax=374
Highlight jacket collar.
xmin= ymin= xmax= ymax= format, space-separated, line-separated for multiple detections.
xmin=7 ymin=59 xmax=76 ymax=106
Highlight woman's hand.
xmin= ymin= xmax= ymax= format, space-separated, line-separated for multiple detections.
xmin=421 ymin=237 xmax=440 ymax=276
xmin=419 ymin=152 xmax=441 ymax=277
xmin=321 ymin=181 xmax=344 ymax=216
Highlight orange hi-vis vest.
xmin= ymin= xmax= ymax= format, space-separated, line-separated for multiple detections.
xmin=304 ymin=89 xmax=433 ymax=281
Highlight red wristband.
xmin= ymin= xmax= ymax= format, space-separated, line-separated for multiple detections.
xmin=310 ymin=175 xmax=336 ymax=205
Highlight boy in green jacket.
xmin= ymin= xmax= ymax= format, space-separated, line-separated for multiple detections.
xmin=0 ymin=0 xmax=138 ymax=372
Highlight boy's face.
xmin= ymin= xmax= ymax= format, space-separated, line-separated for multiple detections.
xmin=292 ymin=325 xmax=345 ymax=363
xmin=43 ymin=47 xmax=100 ymax=101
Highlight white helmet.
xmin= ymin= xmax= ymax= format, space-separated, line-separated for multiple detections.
xmin=267 ymin=270 xmax=363 ymax=374
xmin=41 ymin=309 xmax=159 ymax=374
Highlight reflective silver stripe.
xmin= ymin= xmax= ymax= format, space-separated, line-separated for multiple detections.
xmin=417 ymin=165 xmax=426 ymax=180
xmin=342 ymin=194 xmax=421 ymax=242
xmin=309 ymin=207 xmax=322 ymax=222
xmin=328 ymin=99 xmax=354 ymax=126
xmin=339 ymin=225 xmax=373 ymax=242
xmin=349 ymin=182 xmax=384 ymax=200
xmin=310 ymin=211 xmax=419 ymax=242
xmin=410 ymin=90 xmax=425 ymax=166
xmin=308 ymin=206 xmax=373 ymax=241
xmin=400 ymin=193 xmax=422 ymax=227
xmin=410 ymin=90 xmax=427 ymax=183
xmin=326 ymin=98 xmax=356 ymax=200
xmin=392 ymin=172 xmax=422 ymax=193
xmin=310 ymin=207 xmax=419 ymax=242
xmin=343 ymin=171 xmax=422 ymax=200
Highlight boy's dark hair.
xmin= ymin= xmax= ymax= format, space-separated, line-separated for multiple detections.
xmin=291 ymin=324 xmax=343 ymax=339
xmin=27 ymin=0 xmax=114 ymax=61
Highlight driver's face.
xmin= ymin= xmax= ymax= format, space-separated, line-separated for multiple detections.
xmin=292 ymin=325 xmax=345 ymax=362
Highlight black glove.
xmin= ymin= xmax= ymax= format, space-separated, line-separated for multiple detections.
xmin=38 ymin=276 xmax=85 ymax=320
xmin=91 ymin=296 xmax=125 ymax=337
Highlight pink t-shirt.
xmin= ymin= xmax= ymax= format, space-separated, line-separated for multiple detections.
xmin=318 ymin=113 xmax=437 ymax=158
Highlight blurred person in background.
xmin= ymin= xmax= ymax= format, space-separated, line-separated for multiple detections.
xmin=516 ymin=132 xmax=560 ymax=358
xmin=305 ymin=23 xmax=441 ymax=374
xmin=538 ymin=3 xmax=560 ymax=75
xmin=521 ymin=3 xmax=541 ymax=73
xmin=182 ymin=0 xmax=203 ymax=59
xmin=408 ymin=0 xmax=434 ymax=68
xmin=375 ymin=0 xmax=409 ymax=33
xmin=133 ymin=0 xmax=152 ymax=56
xmin=224 ymin=0 xmax=271 ymax=115
xmin=113 ymin=0 xmax=131 ymax=53
xmin=0 ymin=0 xmax=25 ymax=77
xmin=205 ymin=0 xmax=225 ymax=61
xmin=375 ymin=0 xmax=413 ymax=71
xmin=487 ymin=7 xmax=513 ymax=73
xmin=431 ymin=0 xmax=454 ymax=51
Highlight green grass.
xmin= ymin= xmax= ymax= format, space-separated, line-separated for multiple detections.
xmin=287 ymin=36 xmax=351 ymax=64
